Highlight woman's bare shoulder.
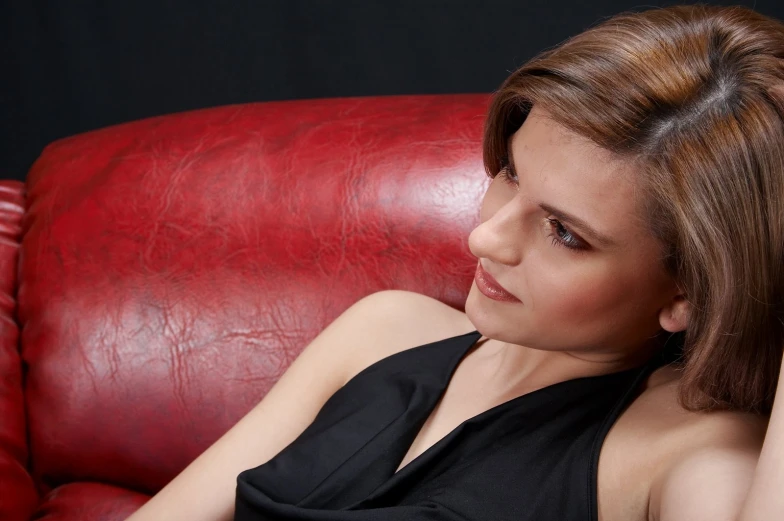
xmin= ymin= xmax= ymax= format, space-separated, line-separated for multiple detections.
xmin=636 ymin=367 xmax=768 ymax=438
xmin=623 ymin=368 xmax=767 ymax=457
xmin=342 ymin=290 xmax=476 ymax=381
xmin=601 ymin=368 xmax=769 ymax=521
xmin=634 ymin=373 xmax=768 ymax=520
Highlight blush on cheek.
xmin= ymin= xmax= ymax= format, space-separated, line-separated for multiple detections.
xmin=529 ymin=263 xmax=627 ymax=328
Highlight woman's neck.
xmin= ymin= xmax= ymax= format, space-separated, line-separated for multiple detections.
xmin=471 ymin=331 xmax=668 ymax=396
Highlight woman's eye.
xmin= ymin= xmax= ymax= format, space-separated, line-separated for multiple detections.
xmin=497 ymin=165 xmax=518 ymax=187
xmin=546 ymin=218 xmax=587 ymax=252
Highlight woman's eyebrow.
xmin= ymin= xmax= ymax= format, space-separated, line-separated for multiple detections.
xmin=508 ymin=147 xmax=615 ymax=248
xmin=538 ymin=202 xmax=615 ymax=247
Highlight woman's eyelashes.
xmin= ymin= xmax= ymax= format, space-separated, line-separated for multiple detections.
xmin=497 ymin=165 xmax=518 ymax=188
xmin=545 ymin=218 xmax=587 ymax=251
xmin=495 ymin=165 xmax=588 ymax=253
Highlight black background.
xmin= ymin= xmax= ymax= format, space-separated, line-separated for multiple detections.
xmin=2 ymin=1 xmax=781 ymax=181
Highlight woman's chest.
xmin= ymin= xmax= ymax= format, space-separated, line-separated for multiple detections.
xmin=400 ymin=386 xmax=668 ymax=521
xmin=395 ymin=374 xmax=539 ymax=473
xmin=241 ymin=371 xmax=647 ymax=521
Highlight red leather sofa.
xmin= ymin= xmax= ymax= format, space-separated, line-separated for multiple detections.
xmin=0 ymin=94 xmax=490 ymax=521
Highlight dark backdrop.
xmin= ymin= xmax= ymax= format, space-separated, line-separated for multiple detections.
xmin=2 ymin=1 xmax=781 ymax=181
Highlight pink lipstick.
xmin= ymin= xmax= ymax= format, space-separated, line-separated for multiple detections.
xmin=474 ymin=262 xmax=521 ymax=303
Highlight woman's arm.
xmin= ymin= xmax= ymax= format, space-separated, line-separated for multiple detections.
xmin=736 ymin=357 xmax=784 ymax=520
xmin=124 ymin=289 xmax=469 ymax=521
xmin=654 ymin=358 xmax=783 ymax=521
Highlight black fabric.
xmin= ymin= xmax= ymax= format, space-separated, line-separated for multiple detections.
xmin=235 ymin=330 xmax=675 ymax=521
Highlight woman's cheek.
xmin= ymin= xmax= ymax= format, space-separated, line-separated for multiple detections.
xmin=528 ymin=255 xmax=621 ymax=319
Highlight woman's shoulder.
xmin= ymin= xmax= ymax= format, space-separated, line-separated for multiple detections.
xmin=601 ymin=366 xmax=768 ymax=521
xmin=644 ymin=371 xmax=768 ymax=520
xmin=634 ymin=365 xmax=768 ymax=440
xmin=340 ymin=290 xmax=476 ymax=383
xmin=625 ymin=365 xmax=767 ymax=463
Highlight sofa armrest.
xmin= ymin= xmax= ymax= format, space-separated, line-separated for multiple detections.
xmin=0 ymin=180 xmax=38 ymax=520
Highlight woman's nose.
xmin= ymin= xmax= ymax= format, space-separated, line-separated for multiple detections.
xmin=468 ymin=199 xmax=524 ymax=266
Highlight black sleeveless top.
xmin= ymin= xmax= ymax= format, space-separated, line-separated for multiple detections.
xmin=235 ymin=330 xmax=680 ymax=521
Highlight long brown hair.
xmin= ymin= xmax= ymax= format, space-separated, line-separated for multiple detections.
xmin=484 ymin=4 xmax=784 ymax=414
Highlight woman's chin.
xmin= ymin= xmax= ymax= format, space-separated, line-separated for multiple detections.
xmin=464 ymin=286 xmax=511 ymax=340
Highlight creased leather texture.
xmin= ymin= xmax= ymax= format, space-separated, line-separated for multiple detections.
xmin=0 ymin=180 xmax=36 ymax=521
xmin=14 ymin=94 xmax=491 ymax=520
xmin=32 ymin=482 xmax=148 ymax=520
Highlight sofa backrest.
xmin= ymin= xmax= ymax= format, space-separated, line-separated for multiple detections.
xmin=18 ymin=95 xmax=490 ymax=497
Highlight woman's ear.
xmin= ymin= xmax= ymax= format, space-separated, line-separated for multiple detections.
xmin=659 ymin=293 xmax=690 ymax=333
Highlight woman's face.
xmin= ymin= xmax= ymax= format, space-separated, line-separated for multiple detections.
xmin=466 ymin=105 xmax=680 ymax=358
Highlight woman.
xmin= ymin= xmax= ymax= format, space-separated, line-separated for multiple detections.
xmin=126 ymin=4 xmax=784 ymax=520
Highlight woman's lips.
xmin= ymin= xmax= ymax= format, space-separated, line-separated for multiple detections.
xmin=474 ymin=262 xmax=521 ymax=303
